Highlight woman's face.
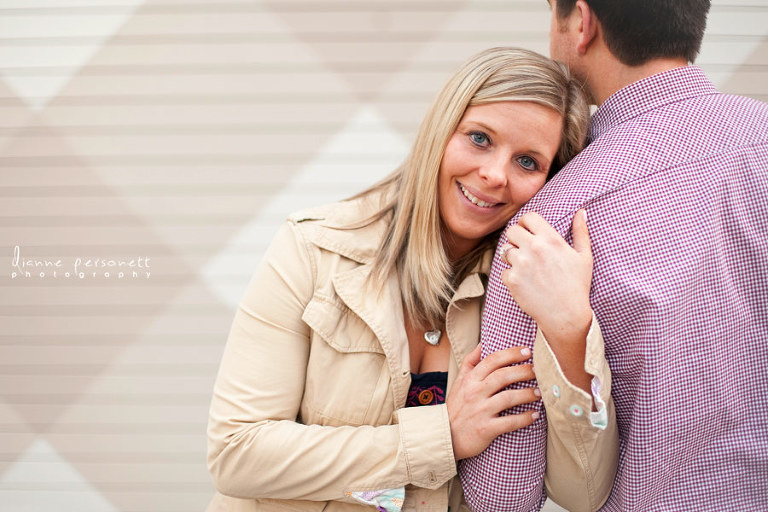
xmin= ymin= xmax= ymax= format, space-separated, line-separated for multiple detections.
xmin=438 ymin=101 xmax=563 ymax=260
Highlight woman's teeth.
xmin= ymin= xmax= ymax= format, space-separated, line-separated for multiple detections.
xmin=459 ymin=183 xmax=494 ymax=208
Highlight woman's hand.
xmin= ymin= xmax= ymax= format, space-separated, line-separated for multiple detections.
xmin=446 ymin=344 xmax=539 ymax=460
xmin=500 ymin=210 xmax=593 ymax=347
xmin=499 ymin=209 xmax=594 ymax=392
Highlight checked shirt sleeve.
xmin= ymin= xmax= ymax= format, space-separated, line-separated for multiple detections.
xmin=459 ymin=222 xmax=618 ymax=512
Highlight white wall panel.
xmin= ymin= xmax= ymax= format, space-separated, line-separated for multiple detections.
xmin=1 ymin=1 xmax=765 ymax=510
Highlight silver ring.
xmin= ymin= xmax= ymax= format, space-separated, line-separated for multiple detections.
xmin=503 ymin=245 xmax=515 ymax=263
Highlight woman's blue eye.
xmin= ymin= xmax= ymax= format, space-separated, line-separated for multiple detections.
xmin=469 ymin=132 xmax=489 ymax=146
xmin=518 ymin=156 xmax=537 ymax=170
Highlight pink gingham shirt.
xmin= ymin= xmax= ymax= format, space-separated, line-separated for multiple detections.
xmin=459 ymin=66 xmax=768 ymax=511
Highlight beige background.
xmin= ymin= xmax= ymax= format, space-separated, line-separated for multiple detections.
xmin=0 ymin=1 xmax=766 ymax=511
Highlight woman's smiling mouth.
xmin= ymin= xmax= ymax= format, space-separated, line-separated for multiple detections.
xmin=458 ymin=183 xmax=499 ymax=208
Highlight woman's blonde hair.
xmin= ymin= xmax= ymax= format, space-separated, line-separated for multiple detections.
xmin=360 ymin=47 xmax=589 ymax=329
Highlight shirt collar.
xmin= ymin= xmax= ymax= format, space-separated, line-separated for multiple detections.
xmin=588 ymin=66 xmax=718 ymax=143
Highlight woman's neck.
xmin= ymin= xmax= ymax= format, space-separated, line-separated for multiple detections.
xmin=441 ymin=226 xmax=477 ymax=264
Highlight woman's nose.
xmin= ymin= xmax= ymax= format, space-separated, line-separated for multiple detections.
xmin=478 ymin=157 xmax=508 ymax=187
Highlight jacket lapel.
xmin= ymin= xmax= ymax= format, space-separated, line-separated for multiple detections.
xmin=445 ymin=271 xmax=485 ymax=389
xmin=332 ymin=265 xmax=410 ymax=408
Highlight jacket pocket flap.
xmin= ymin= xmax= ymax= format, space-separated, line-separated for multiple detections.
xmin=302 ymin=295 xmax=384 ymax=354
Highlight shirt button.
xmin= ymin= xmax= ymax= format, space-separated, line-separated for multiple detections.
xmin=552 ymin=384 xmax=561 ymax=398
xmin=570 ymin=404 xmax=584 ymax=417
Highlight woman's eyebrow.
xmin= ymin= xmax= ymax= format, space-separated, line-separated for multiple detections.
xmin=462 ymin=120 xmax=498 ymax=135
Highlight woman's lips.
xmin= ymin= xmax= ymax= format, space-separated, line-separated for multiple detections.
xmin=458 ymin=182 xmax=500 ymax=208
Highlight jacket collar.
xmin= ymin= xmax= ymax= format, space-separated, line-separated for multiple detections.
xmin=446 ymin=249 xmax=491 ymax=365
xmin=289 ymin=194 xmax=388 ymax=264
xmin=453 ymin=249 xmax=491 ymax=302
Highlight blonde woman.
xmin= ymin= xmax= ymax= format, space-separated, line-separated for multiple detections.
xmin=206 ymin=47 xmax=617 ymax=512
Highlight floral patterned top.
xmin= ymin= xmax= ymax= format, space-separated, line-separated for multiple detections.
xmin=405 ymin=372 xmax=447 ymax=407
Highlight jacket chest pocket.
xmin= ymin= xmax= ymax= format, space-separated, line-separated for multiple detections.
xmin=301 ymin=295 xmax=392 ymax=426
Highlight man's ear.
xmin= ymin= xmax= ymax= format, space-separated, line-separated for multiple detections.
xmin=574 ymin=0 xmax=599 ymax=55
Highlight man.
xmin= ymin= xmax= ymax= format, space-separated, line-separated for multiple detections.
xmin=459 ymin=1 xmax=768 ymax=511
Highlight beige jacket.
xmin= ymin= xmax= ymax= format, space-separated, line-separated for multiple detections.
xmin=206 ymin=193 xmax=618 ymax=512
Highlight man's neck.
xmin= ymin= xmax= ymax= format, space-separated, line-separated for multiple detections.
xmin=587 ymin=57 xmax=690 ymax=106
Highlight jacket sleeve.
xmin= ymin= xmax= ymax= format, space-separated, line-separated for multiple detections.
xmin=533 ymin=315 xmax=619 ymax=512
xmin=206 ymin=221 xmax=456 ymax=502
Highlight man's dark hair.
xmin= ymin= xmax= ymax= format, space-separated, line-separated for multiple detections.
xmin=555 ymin=0 xmax=711 ymax=66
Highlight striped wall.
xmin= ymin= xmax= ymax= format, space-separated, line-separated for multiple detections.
xmin=1 ymin=1 xmax=766 ymax=511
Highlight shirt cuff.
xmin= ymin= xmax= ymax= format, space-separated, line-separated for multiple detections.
xmin=348 ymin=488 xmax=405 ymax=512
xmin=392 ymin=403 xmax=456 ymax=489
xmin=533 ymin=313 xmax=611 ymax=430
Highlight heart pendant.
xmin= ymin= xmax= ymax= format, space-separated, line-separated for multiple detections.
xmin=424 ymin=329 xmax=441 ymax=346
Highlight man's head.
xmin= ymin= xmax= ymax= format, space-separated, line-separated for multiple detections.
xmin=552 ymin=0 xmax=711 ymax=66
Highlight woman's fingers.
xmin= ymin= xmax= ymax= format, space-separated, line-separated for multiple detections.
xmin=505 ymin=223 xmax=534 ymax=249
xmin=492 ymin=410 xmax=540 ymax=437
xmin=486 ymin=386 xmax=541 ymax=415
xmin=474 ymin=408 xmax=541 ymax=447
xmin=447 ymin=345 xmax=540 ymax=460
xmin=482 ymin=363 xmax=535 ymax=395
xmin=472 ymin=347 xmax=531 ymax=381
xmin=572 ymin=209 xmax=592 ymax=260
xmin=457 ymin=342 xmax=482 ymax=378
xmin=505 ymin=212 xmax=558 ymax=257
xmin=517 ymin=211 xmax=553 ymax=235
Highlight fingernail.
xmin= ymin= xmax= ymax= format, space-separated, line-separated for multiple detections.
xmin=534 ymin=387 xmax=541 ymax=397
xmin=532 ymin=412 xmax=540 ymax=420
xmin=580 ymin=209 xmax=588 ymax=222
xmin=521 ymin=347 xmax=531 ymax=357
xmin=530 ymin=365 xmax=535 ymax=374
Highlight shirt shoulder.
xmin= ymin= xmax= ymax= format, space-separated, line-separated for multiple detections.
xmin=519 ymin=89 xmax=768 ymax=230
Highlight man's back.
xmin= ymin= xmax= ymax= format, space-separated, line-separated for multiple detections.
xmin=460 ymin=67 xmax=768 ymax=511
